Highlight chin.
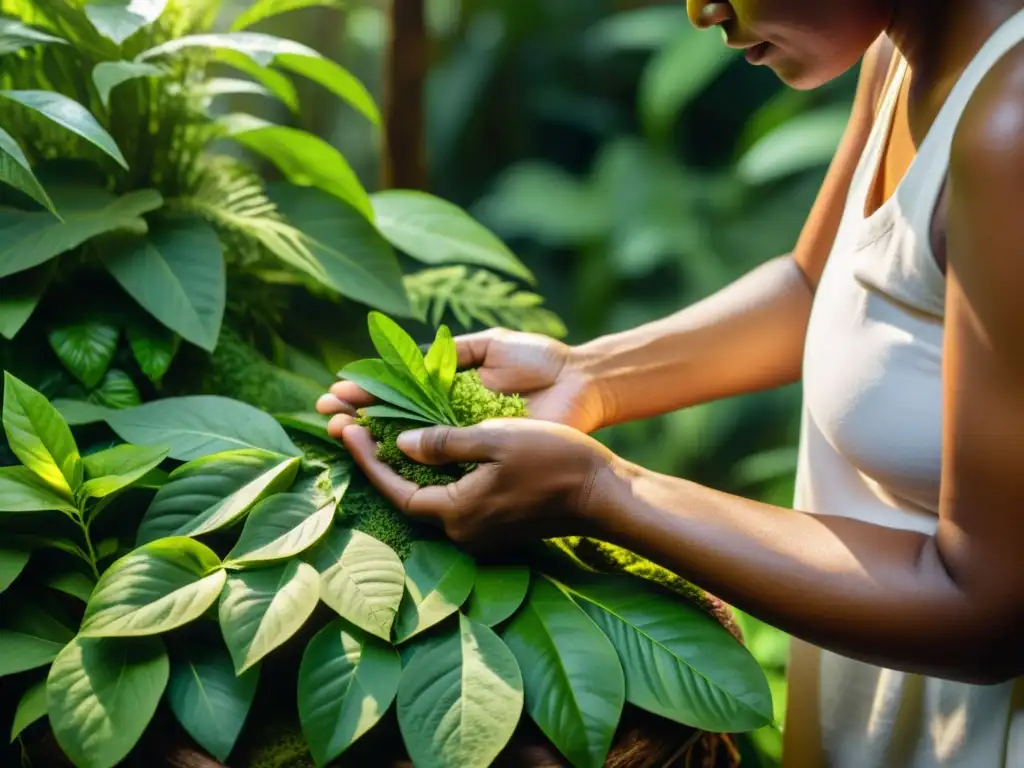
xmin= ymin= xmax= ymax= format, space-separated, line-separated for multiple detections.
xmin=769 ymin=53 xmax=861 ymax=91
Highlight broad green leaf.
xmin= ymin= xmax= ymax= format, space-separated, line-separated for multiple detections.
xmin=196 ymin=76 xmax=273 ymax=100
xmin=93 ymin=61 xmax=165 ymax=108
xmin=78 ymin=443 xmax=169 ymax=501
xmin=52 ymin=399 xmax=113 ymax=426
xmin=371 ymin=190 xmax=533 ymax=283
xmin=0 ymin=547 xmax=29 ymax=593
xmin=0 ymin=183 xmax=162 ymax=278
xmin=424 ymin=325 xmax=457 ymax=399
xmin=4 ymin=595 xmax=76 ymax=642
xmin=107 ymin=395 xmax=302 ymax=462
xmin=307 ymin=526 xmax=405 ymax=641
xmin=3 ymin=371 xmax=81 ymax=496
xmin=216 ymin=50 xmax=298 ymax=112
xmin=0 ymin=263 xmax=56 ymax=339
xmin=564 ymin=574 xmax=773 ymax=731
xmin=0 ymin=91 xmax=128 ymax=169
xmin=47 ymin=321 xmax=119 ymax=388
xmin=10 ymin=678 xmax=47 ymax=742
xmin=502 ymin=577 xmax=624 ymax=768
xmin=0 ymin=465 xmax=78 ymax=513
xmin=397 ymin=614 xmax=523 ymax=768
xmin=737 ymin=106 xmax=849 ymax=186
xmin=357 ymin=405 xmax=435 ymax=424
xmin=46 ymin=570 xmax=96 ymax=602
xmin=137 ymin=32 xmax=378 ymax=124
xmin=231 ymin=0 xmax=344 ymax=31
xmin=219 ymin=560 xmax=320 ymax=674
xmin=393 ymin=540 xmax=475 ymax=644
xmin=220 ymin=115 xmax=372 ymax=219
xmin=298 ymin=620 xmax=401 ymax=765
xmin=89 ymin=369 xmax=141 ymax=409
xmin=338 ymin=359 xmax=442 ymax=422
xmin=84 ymin=0 xmax=168 ymax=45
xmin=0 ymin=125 xmax=55 ymax=214
xmin=104 ymin=217 xmax=225 ymax=351
xmin=227 ymin=494 xmax=333 ymax=566
xmin=135 ymin=448 xmax=291 ymax=544
xmin=0 ymin=630 xmax=66 ymax=675
xmin=273 ymin=411 xmax=332 ymax=439
xmin=268 ymin=183 xmax=410 ymax=316
xmin=367 ymin=311 xmax=430 ymax=389
xmin=0 ymin=17 xmax=67 ymax=55
xmin=80 ymin=537 xmax=225 ymax=637
xmin=167 ymin=640 xmax=258 ymax=762
xmin=464 ymin=565 xmax=530 ymax=627
xmin=127 ymin=318 xmax=178 ymax=382
xmin=48 ymin=636 xmax=168 ymax=768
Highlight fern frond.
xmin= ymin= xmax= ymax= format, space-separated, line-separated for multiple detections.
xmin=403 ymin=266 xmax=567 ymax=338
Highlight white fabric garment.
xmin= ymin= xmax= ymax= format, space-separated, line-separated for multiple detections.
xmin=790 ymin=10 xmax=1024 ymax=768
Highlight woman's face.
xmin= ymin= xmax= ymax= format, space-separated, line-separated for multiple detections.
xmin=687 ymin=0 xmax=894 ymax=89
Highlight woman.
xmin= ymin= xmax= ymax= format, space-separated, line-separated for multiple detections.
xmin=318 ymin=1 xmax=1024 ymax=765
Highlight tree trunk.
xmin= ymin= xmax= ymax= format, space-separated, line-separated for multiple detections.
xmin=381 ymin=0 xmax=429 ymax=191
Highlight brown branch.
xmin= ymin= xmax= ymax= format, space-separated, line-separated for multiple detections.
xmin=380 ymin=0 xmax=429 ymax=190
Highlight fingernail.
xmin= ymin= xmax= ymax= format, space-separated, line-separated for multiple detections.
xmin=396 ymin=430 xmax=423 ymax=454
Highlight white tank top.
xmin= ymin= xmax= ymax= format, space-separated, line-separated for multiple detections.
xmin=791 ymin=10 xmax=1024 ymax=768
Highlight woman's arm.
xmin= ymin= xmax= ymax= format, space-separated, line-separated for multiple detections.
xmin=578 ymin=36 xmax=893 ymax=427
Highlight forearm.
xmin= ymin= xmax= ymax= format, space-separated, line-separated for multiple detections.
xmin=574 ymin=254 xmax=813 ymax=427
xmin=589 ymin=460 xmax=1021 ymax=684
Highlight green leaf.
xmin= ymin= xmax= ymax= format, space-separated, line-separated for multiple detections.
xmin=78 ymin=443 xmax=169 ymax=501
xmin=135 ymin=448 xmax=288 ymax=544
xmin=84 ymin=0 xmax=168 ymax=45
xmin=357 ymin=405 xmax=435 ymax=424
xmin=127 ymin=318 xmax=179 ymax=382
xmin=167 ymin=640 xmax=258 ymax=762
xmin=298 ymin=620 xmax=401 ymax=765
xmin=137 ymin=32 xmax=379 ymax=124
xmin=464 ymin=565 xmax=530 ymax=627
xmin=393 ymin=540 xmax=475 ymax=644
xmin=48 ymin=321 xmax=119 ymax=389
xmin=0 ymin=630 xmax=66 ymax=675
xmin=502 ymin=576 xmax=624 ymax=768
xmin=0 ymin=465 xmax=78 ymax=513
xmin=268 ymin=183 xmax=410 ymax=316
xmin=0 ymin=17 xmax=67 ymax=55
xmin=0 ymin=547 xmax=29 ymax=592
xmin=0 ymin=183 xmax=163 ymax=279
xmin=372 ymin=190 xmax=534 ymax=283
xmin=736 ymin=106 xmax=849 ymax=186
xmin=337 ymin=359 xmax=442 ymax=423
xmin=4 ymin=593 xmax=76 ymax=642
xmin=3 ymin=371 xmax=81 ymax=496
xmin=397 ymin=614 xmax=523 ymax=768
xmin=424 ymin=325 xmax=457 ymax=399
xmin=216 ymin=50 xmax=299 ymax=112
xmin=220 ymin=115 xmax=372 ymax=219
xmin=80 ymin=537 xmax=225 ymax=637
xmin=307 ymin=526 xmax=405 ymax=641
xmin=10 ymin=678 xmax=47 ymax=742
xmin=103 ymin=217 xmax=225 ymax=352
xmin=89 ymin=369 xmax=141 ymax=409
xmin=273 ymin=411 xmax=333 ymax=439
xmin=106 ymin=395 xmax=302 ymax=462
xmin=0 ymin=91 xmax=128 ymax=170
xmin=0 ymin=125 xmax=56 ymax=214
xmin=93 ymin=61 xmax=165 ymax=108
xmin=367 ymin=311 xmax=430 ymax=388
xmin=45 ymin=570 xmax=96 ymax=602
xmin=219 ymin=560 xmax=320 ymax=674
xmin=48 ymin=636 xmax=168 ymax=768
xmin=0 ymin=263 xmax=56 ymax=340
xmin=231 ymin=0 xmax=344 ymax=31
xmin=52 ymin=399 xmax=114 ymax=427
xmin=226 ymin=493 xmax=333 ymax=566
xmin=563 ymin=574 xmax=773 ymax=731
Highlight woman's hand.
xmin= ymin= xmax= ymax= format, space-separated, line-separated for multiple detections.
xmin=339 ymin=418 xmax=617 ymax=550
xmin=316 ymin=328 xmax=609 ymax=437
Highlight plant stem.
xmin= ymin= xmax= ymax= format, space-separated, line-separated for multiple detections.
xmin=74 ymin=516 xmax=102 ymax=581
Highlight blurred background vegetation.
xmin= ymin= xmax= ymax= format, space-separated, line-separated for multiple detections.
xmin=215 ymin=0 xmax=860 ymax=763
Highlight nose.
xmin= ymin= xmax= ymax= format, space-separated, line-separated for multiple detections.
xmin=687 ymin=2 xmax=733 ymax=31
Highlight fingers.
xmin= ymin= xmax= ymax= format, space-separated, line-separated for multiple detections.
xmin=452 ymin=328 xmax=505 ymax=370
xmin=327 ymin=413 xmax=357 ymax=440
xmin=328 ymin=380 xmax=376 ymax=408
xmin=395 ymin=425 xmax=500 ymax=465
xmin=340 ymin=425 xmax=423 ymax=513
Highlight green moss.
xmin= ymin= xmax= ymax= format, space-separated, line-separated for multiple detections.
xmin=247 ymin=723 xmax=316 ymax=768
xmin=338 ymin=473 xmax=422 ymax=559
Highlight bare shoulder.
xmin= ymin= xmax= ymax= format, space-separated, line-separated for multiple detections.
xmin=952 ymin=40 xmax=1024 ymax=184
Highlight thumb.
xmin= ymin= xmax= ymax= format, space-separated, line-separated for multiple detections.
xmin=396 ymin=426 xmax=497 ymax=465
